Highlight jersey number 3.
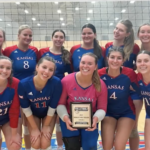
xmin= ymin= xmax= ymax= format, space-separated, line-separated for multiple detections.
xmin=110 ymin=92 xmax=117 ymax=100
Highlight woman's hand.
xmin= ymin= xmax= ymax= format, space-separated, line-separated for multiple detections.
xmin=10 ymin=133 xmax=22 ymax=147
xmin=63 ymin=115 xmax=77 ymax=131
xmin=41 ymin=125 xmax=52 ymax=141
xmin=30 ymin=128 xmax=41 ymax=144
xmin=86 ymin=116 xmax=98 ymax=131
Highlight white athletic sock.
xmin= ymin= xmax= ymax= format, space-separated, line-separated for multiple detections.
xmin=31 ymin=147 xmax=40 ymax=150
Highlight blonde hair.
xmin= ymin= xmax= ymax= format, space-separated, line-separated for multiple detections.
xmin=81 ymin=53 xmax=101 ymax=92
xmin=18 ymin=25 xmax=32 ymax=35
xmin=119 ymin=19 xmax=134 ymax=61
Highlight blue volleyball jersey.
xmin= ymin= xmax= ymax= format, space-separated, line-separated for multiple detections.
xmin=18 ymin=75 xmax=62 ymax=118
xmin=105 ymin=42 xmax=140 ymax=69
xmin=98 ymin=67 xmax=140 ymax=115
xmin=70 ymin=44 xmax=105 ymax=72
xmin=3 ymin=45 xmax=38 ymax=80
xmin=38 ymin=47 xmax=72 ymax=80
xmin=0 ymin=77 xmax=20 ymax=128
xmin=137 ymin=73 xmax=150 ymax=116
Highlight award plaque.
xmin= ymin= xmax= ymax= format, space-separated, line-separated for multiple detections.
xmin=70 ymin=102 xmax=92 ymax=128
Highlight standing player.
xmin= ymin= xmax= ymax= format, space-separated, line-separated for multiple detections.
xmin=105 ymin=19 xmax=140 ymax=69
xmin=3 ymin=25 xmax=38 ymax=150
xmin=137 ymin=23 xmax=150 ymax=51
xmin=105 ymin=19 xmax=141 ymax=150
xmin=70 ymin=23 xmax=105 ymax=72
xmin=0 ymin=56 xmax=21 ymax=150
xmin=98 ymin=48 xmax=141 ymax=150
xmin=0 ymin=28 xmax=6 ymax=148
xmin=136 ymin=50 xmax=150 ymax=150
xmin=57 ymin=53 xmax=107 ymax=150
xmin=18 ymin=56 xmax=62 ymax=150
xmin=38 ymin=29 xmax=72 ymax=150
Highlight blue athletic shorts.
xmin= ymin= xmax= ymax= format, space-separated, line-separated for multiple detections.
xmin=106 ymin=113 xmax=135 ymax=120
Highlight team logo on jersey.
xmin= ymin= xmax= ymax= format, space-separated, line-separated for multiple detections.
xmin=77 ymin=49 xmax=80 ymax=52
xmin=102 ymin=77 xmax=107 ymax=80
xmin=78 ymin=56 xmax=81 ymax=59
xmin=19 ymin=95 xmax=23 ymax=99
xmin=46 ymin=53 xmax=49 ymax=55
xmin=28 ymin=92 xmax=33 ymax=95
xmin=140 ymin=83 xmax=143 ymax=86
xmin=14 ymin=50 xmax=18 ymax=53
xmin=73 ymin=87 xmax=77 ymax=91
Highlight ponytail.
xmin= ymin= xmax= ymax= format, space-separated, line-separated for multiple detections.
xmin=93 ymin=38 xmax=102 ymax=59
xmin=61 ymin=46 xmax=71 ymax=64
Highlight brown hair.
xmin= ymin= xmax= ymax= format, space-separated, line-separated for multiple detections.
xmin=81 ymin=52 xmax=101 ymax=92
xmin=0 ymin=28 xmax=6 ymax=55
xmin=0 ymin=56 xmax=13 ymax=85
xmin=52 ymin=29 xmax=70 ymax=64
xmin=118 ymin=19 xmax=134 ymax=61
xmin=82 ymin=23 xmax=102 ymax=59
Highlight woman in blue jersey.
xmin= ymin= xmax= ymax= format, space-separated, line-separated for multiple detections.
xmin=38 ymin=29 xmax=71 ymax=150
xmin=138 ymin=23 xmax=150 ymax=51
xmin=105 ymin=19 xmax=140 ymax=69
xmin=98 ymin=47 xmax=141 ymax=150
xmin=0 ymin=56 xmax=21 ymax=150
xmin=3 ymin=25 xmax=38 ymax=150
xmin=70 ymin=23 xmax=105 ymax=71
xmin=136 ymin=50 xmax=150 ymax=150
xmin=0 ymin=27 xmax=6 ymax=148
xmin=105 ymin=19 xmax=141 ymax=150
xmin=18 ymin=56 xmax=62 ymax=150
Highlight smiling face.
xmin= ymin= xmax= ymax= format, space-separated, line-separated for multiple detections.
xmin=136 ymin=53 xmax=150 ymax=75
xmin=18 ymin=28 xmax=32 ymax=46
xmin=52 ymin=31 xmax=65 ymax=48
xmin=0 ymin=59 xmax=12 ymax=81
xmin=81 ymin=27 xmax=96 ymax=45
xmin=113 ymin=23 xmax=129 ymax=41
xmin=138 ymin=25 xmax=150 ymax=44
xmin=36 ymin=59 xmax=55 ymax=81
xmin=107 ymin=51 xmax=124 ymax=70
xmin=79 ymin=55 xmax=97 ymax=76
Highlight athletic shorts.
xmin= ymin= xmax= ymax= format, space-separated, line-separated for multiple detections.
xmin=106 ymin=113 xmax=135 ymax=120
xmin=146 ymin=113 xmax=150 ymax=119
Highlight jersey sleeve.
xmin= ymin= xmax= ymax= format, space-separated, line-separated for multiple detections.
xmin=9 ymin=79 xmax=20 ymax=128
xmin=18 ymin=81 xmax=30 ymax=108
xmin=96 ymin=79 xmax=108 ymax=112
xmin=3 ymin=47 xmax=13 ymax=57
xmin=49 ymin=79 xmax=62 ymax=108
xmin=58 ymin=77 xmax=68 ymax=105
xmin=29 ymin=46 xmax=39 ymax=62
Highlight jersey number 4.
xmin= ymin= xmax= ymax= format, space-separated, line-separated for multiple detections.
xmin=110 ymin=92 xmax=117 ymax=100
xmin=35 ymin=101 xmax=47 ymax=108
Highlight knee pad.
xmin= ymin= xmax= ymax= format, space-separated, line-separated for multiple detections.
xmin=63 ymin=136 xmax=81 ymax=150
xmin=55 ymin=123 xmax=61 ymax=132
xmin=129 ymin=128 xmax=139 ymax=138
xmin=24 ymin=125 xmax=29 ymax=135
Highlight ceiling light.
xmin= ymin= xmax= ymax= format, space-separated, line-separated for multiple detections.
xmin=87 ymin=17 xmax=90 ymax=20
xmin=91 ymin=1 xmax=95 ymax=3
xmin=54 ymin=2 xmax=58 ymax=4
xmin=109 ymin=23 xmax=113 ymax=26
xmin=62 ymin=23 xmax=65 ymax=26
xmin=57 ymin=10 xmax=61 ymax=13
xmin=130 ymin=1 xmax=135 ymax=3
xmin=7 ymin=24 xmax=11 ymax=26
xmin=24 ymin=10 xmax=28 ymax=14
xmin=15 ymin=2 xmax=20 ymax=4
xmin=32 ymin=18 xmax=36 ymax=21
xmin=88 ymin=10 xmax=93 ymax=13
xmin=115 ymin=17 xmax=119 ymax=21
xmin=0 ymin=19 xmax=2 ymax=21
xmin=37 ymin=23 xmax=41 ymax=26
xmin=75 ymin=7 xmax=79 ymax=10
xmin=121 ymin=9 xmax=126 ymax=13
xmin=60 ymin=18 xmax=64 ymax=21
